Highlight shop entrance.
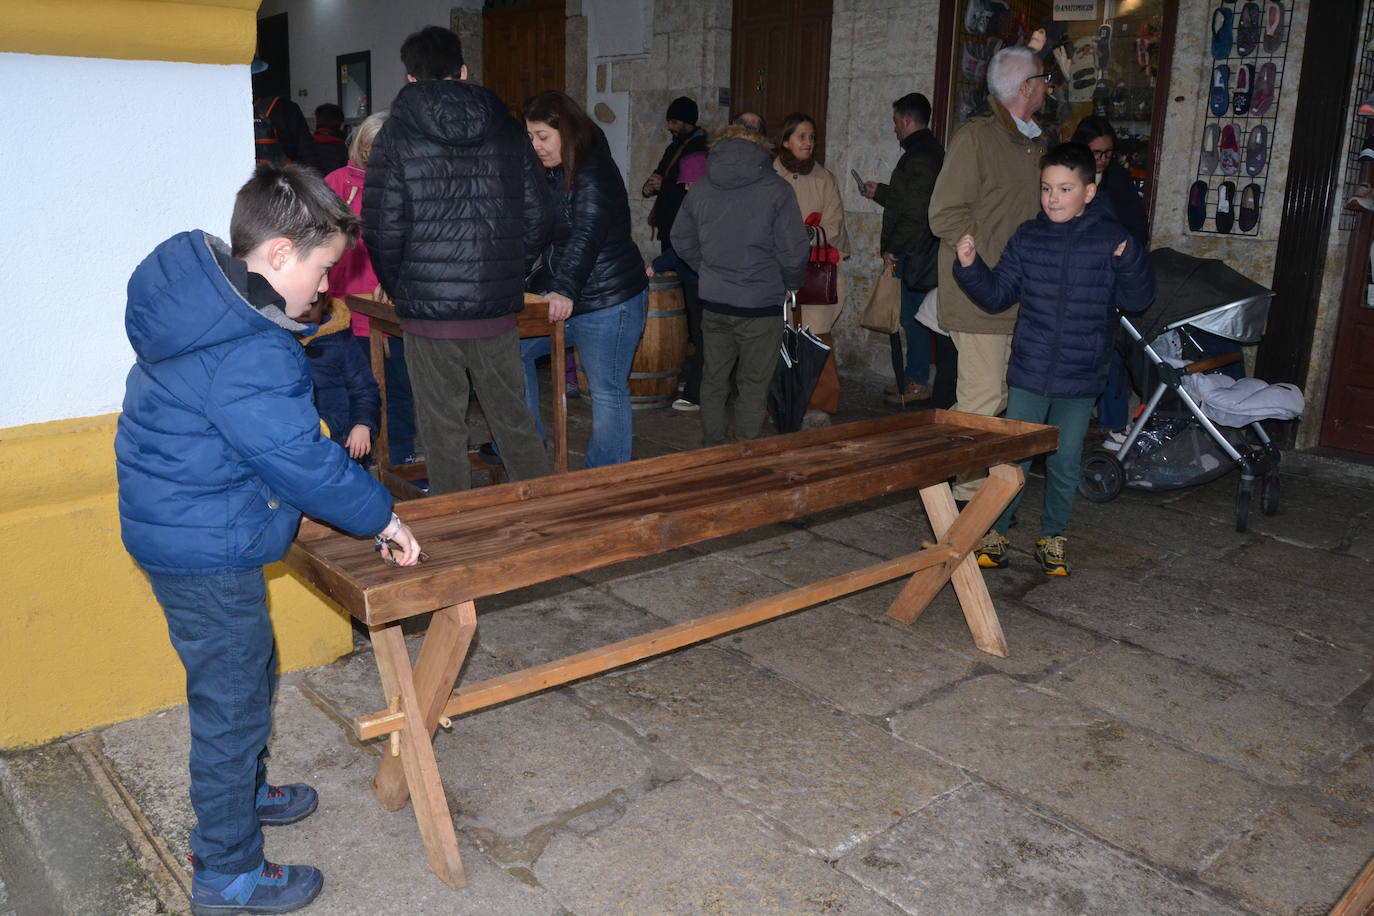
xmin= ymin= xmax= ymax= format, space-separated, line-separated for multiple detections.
xmin=483 ymin=0 xmax=566 ymax=118
xmin=730 ymin=0 xmax=834 ymax=162
xmin=1321 ymin=214 xmax=1374 ymax=455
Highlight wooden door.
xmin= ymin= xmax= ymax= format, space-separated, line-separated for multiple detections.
xmin=254 ymin=12 xmax=290 ymax=99
xmin=731 ymin=0 xmax=833 ymax=162
xmin=482 ymin=0 xmax=565 ymax=118
xmin=1320 ymin=212 xmax=1374 ymax=454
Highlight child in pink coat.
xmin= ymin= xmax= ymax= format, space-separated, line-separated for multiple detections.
xmin=323 ymin=111 xmax=417 ymax=464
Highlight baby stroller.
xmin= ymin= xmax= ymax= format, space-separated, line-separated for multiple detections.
xmin=1078 ymin=248 xmax=1303 ymax=532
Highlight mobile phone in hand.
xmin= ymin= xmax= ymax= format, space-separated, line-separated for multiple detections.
xmin=850 ymin=169 xmax=865 ymax=193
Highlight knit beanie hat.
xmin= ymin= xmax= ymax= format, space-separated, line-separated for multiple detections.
xmin=666 ymin=96 xmax=698 ymax=125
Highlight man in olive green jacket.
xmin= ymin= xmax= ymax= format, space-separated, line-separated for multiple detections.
xmin=928 ymin=45 xmax=1051 ymax=501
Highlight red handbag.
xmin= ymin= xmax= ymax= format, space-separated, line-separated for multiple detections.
xmin=797 ymin=221 xmax=839 ymax=306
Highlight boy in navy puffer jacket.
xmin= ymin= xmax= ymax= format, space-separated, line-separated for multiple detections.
xmin=953 ymin=142 xmax=1154 ymax=576
xmin=299 ymin=298 xmax=380 ymax=462
xmin=115 ymin=164 xmax=422 ymax=914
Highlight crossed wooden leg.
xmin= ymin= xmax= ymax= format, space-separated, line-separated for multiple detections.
xmin=368 ymin=601 xmax=477 ymax=890
xmin=885 ymin=463 xmax=1023 ymax=657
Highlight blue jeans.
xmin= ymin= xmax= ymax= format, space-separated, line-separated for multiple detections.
xmin=521 ymin=290 xmax=648 ymax=468
xmin=899 ymin=278 xmax=931 ymax=386
xmin=147 ymin=569 xmax=276 ymax=875
xmin=995 ymin=387 xmax=1096 ymax=538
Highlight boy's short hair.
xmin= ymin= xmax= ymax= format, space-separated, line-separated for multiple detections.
xmin=314 ymin=103 xmax=345 ymax=131
xmin=230 ymin=163 xmax=361 ymax=258
xmin=1040 ymin=142 xmax=1097 ymax=185
xmin=400 ymin=26 xmax=464 ymax=81
xmin=891 ymin=92 xmax=931 ymax=127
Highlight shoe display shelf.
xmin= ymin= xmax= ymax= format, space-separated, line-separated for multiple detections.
xmin=1188 ymin=0 xmax=1294 ymax=238
xmin=1339 ymin=0 xmax=1374 ymax=231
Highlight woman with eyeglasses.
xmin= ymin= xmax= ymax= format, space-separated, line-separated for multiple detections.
xmin=1070 ymin=115 xmax=1148 ymax=246
xmin=1071 ymin=115 xmax=1150 ymax=442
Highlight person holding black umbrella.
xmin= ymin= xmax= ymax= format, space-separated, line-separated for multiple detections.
xmin=670 ymin=125 xmax=809 ymax=446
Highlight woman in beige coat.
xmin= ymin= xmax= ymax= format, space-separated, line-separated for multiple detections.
xmin=773 ymin=112 xmax=850 ymax=424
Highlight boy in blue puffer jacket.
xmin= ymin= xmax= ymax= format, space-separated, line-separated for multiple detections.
xmin=115 ymin=164 xmax=422 ymax=914
xmin=954 ymin=142 xmax=1154 ymax=576
xmin=299 ymin=297 xmax=380 ymax=463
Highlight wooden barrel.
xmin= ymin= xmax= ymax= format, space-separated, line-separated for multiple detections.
xmin=629 ymin=273 xmax=689 ymax=408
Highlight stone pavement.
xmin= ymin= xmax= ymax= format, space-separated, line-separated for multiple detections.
xmin=3 ymin=371 xmax=1373 ymax=915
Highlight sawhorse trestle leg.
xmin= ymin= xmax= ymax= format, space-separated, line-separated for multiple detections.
xmin=885 ymin=463 xmax=1023 ymax=657
xmin=368 ymin=601 xmax=477 ymax=890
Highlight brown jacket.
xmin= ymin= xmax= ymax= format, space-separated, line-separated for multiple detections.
xmin=928 ymin=100 xmax=1047 ymax=334
xmin=773 ymin=158 xmax=850 ymax=333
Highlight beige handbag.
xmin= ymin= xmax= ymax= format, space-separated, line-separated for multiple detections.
xmin=859 ymin=265 xmax=902 ymax=334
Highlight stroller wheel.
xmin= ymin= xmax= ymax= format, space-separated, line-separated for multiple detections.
xmin=1261 ymin=467 xmax=1280 ymax=516
xmin=1236 ymin=476 xmax=1253 ymax=532
xmin=1079 ymin=451 xmax=1124 ymax=502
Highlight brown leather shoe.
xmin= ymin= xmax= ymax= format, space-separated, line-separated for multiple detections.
xmin=884 ymin=381 xmax=932 ymax=406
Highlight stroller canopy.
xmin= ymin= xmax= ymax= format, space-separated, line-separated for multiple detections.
xmin=1131 ymin=248 xmax=1274 ymax=344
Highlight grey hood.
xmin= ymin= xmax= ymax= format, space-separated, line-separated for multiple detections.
xmin=703 ymin=138 xmax=774 ymax=190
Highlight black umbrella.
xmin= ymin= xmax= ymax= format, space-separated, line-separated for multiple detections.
xmin=768 ymin=295 xmax=832 ymax=434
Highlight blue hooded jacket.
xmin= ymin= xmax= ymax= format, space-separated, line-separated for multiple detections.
xmin=953 ymin=199 xmax=1155 ymax=399
xmin=115 ymin=230 xmax=393 ymax=576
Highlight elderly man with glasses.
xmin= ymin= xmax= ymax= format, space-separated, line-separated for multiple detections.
xmin=928 ymin=45 xmax=1052 ymax=506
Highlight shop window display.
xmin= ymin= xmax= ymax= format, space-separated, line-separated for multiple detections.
xmin=935 ymin=0 xmax=1176 ymax=236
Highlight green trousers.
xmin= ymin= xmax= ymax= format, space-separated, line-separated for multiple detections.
xmin=699 ymin=309 xmax=784 ymax=446
xmin=995 ymin=386 xmax=1095 ymax=538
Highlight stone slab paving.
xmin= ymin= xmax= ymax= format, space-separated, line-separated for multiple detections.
xmin=891 ymin=675 xmax=1273 ymax=873
xmin=101 ymin=681 xmax=564 ymax=915
xmin=1022 ymin=569 xmax=1374 ymax=708
xmin=575 ymin=645 xmax=967 ymax=857
xmin=1149 ymin=557 xmax=1374 ymax=655
xmin=1233 ymin=535 xmax=1374 ymax=598
xmin=602 ymin=553 xmax=791 ymax=625
xmin=1321 ymin=744 xmax=1374 ymax=813
xmin=1164 ymin=470 xmax=1373 ymax=552
xmin=838 ymin=782 xmax=1246 ymax=915
xmin=724 ymin=602 xmax=976 ymax=718
xmin=844 ymin=588 xmax=1105 ymax=680
xmin=1046 ymin=642 xmax=1362 ymax=785
xmin=535 ymin=779 xmax=905 ymax=915
xmin=1070 ymin=493 xmax=1241 ymax=561
xmin=1202 ymin=793 xmax=1374 ymax=916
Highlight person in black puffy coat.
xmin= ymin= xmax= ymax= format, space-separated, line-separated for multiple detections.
xmin=954 ymin=142 xmax=1155 ymax=577
xmin=363 ymin=26 xmax=555 ymax=493
xmin=522 ymin=91 xmax=649 ymax=467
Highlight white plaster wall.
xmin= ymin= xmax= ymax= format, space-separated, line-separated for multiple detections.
xmin=256 ymin=0 xmax=484 ymax=115
xmin=0 ymin=53 xmax=251 ymax=430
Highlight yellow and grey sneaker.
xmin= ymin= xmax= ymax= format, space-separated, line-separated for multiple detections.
xmin=976 ymin=530 xmax=1009 ymax=568
xmin=1036 ymin=535 xmax=1069 ymax=576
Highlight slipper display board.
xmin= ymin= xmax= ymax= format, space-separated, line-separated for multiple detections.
xmin=1190 ymin=0 xmax=1293 ymax=237
xmin=1338 ymin=2 xmax=1374 ymax=232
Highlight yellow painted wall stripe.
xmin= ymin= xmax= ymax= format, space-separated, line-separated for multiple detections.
xmin=0 ymin=0 xmax=260 ymax=66
xmin=0 ymin=414 xmax=353 ymax=748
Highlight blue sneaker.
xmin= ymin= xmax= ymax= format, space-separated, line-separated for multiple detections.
xmin=256 ymin=784 xmax=317 ymax=826
xmin=191 ymin=860 xmax=322 ymax=915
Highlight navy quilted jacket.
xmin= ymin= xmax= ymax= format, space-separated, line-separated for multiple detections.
xmin=953 ymin=200 xmax=1155 ymax=398
xmin=363 ymin=79 xmax=554 ymax=321
xmin=300 ymin=312 xmax=380 ymax=447
xmin=115 ymin=231 xmax=393 ymax=576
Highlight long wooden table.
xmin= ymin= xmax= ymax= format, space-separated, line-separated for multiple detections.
xmin=283 ymin=410 xmax=1057 ymax=890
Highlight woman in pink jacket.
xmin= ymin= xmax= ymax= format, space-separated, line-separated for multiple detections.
xmin=323 ymin=111 xmax=416 ymax=466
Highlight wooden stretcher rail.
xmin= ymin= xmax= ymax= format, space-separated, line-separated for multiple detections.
xmin=353 ymin=544 xmax=959 ymax=740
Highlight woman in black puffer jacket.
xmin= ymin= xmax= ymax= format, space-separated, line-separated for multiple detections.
xmin=522 ymin=91 xmax=649 ymax=468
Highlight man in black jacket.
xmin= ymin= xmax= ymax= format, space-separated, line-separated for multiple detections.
xmin=363 ymin=26 xmax=554 ymax=493
xmin=862 ymin=92 xmax=946 ymax=406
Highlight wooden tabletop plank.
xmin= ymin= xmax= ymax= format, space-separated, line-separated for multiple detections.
xmin=284 ymin=412 xmax=1057 ymax=625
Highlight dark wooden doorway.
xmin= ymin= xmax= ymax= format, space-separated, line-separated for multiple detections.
xmin=254 ymin=12 xmax=290 ymax=99
xmin=482 ymin=0 xmax=565 ymax=117
xmin=730 ymin=0 xmax=833 ymax=163
xmin=1320 ymin=211 xmax=1374 ymax=455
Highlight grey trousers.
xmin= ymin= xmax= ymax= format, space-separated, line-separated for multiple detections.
xmin=406 ymin=329 xmax=551 ymax=494
xmin=700 ymin=309 xmax=784 ymax=446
